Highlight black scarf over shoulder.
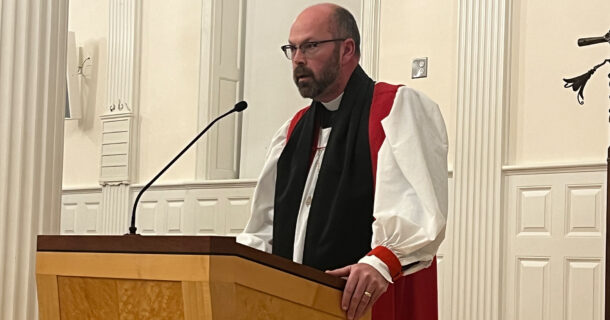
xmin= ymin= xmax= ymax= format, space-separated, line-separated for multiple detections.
xmin=273 ymin=66 xmax=376 ymax=271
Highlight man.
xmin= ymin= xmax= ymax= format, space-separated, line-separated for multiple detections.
xmin=237 ymin=3 xmax=448 ymax=320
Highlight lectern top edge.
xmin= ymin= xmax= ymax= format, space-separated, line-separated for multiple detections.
xmin=37 ymin=234 xmax=346 ymax=290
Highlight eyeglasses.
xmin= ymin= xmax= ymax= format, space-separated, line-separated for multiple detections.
xmin=280 ymin=38 xmax=346 ymax=60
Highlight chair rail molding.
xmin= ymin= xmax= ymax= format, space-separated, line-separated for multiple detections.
xmin=99 ymin=0 xmax=142 ymax=234
xmin=450 ymin=0 xmax=509 ymax=319
xmin=0 ymin=0 xmax=69 ymax=318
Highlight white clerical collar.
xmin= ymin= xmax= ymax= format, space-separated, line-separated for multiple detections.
xmin=320 ymin=92 xmax=343 ymax=111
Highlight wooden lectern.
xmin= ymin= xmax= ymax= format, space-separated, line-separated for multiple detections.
xmin=36 ymin=235 xmax=370 ymax=319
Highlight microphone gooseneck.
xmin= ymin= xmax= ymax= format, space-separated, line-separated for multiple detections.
xmin=128 ymin=101 xmax=248 ymax=234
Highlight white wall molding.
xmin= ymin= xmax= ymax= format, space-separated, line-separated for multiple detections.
xmin=106 ymin=0 xmax=142 ymax=117
xmin=63 ymin=186 xmax=103 ymax=194
xmin=504 ymin=170 xmax=606 ymax=319
xmin=130 ymin=179 xmax=257 ymax=191
xmin=61 ymin=180 xmax=256 ymax=236
xmin=62 ymin=191 xmax=103 ymax=235
xmin=503 ymin=162 xmax=607 ymax=175
xmin=101 ymin=184 xmax=131 ymax=234
xmin=0 ymin=0 xmax=69 ymax=318
xmin=450 ymin=0 xmax=508 ymax=319
xmin=100 ymin=112 xmax=135 ymax=184
xmin=99 ymin=0 xmax=142 ymax=234
xmin=360 ymin=0 xmax=381 ymax=79
xmin=195 ymin=0 xmax=214 ymax=180
xmin=196 ymin=0 xmax=246 ymax=180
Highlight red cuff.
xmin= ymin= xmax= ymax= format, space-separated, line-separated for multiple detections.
xmin=367 ymin=246 xmax=402 ymax=280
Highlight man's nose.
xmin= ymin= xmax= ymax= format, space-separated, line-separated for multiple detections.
xmin=292 ymin=48 xmax=306 ymax=65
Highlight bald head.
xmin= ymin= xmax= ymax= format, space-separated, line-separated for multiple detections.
xmin=292 ymin=3 xmax=361 ymax=56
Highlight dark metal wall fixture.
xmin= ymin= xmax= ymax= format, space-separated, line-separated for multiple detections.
xmin=562 ymin=29 xmax=609 ymax=106
xmin=563 ymin=58 xmax=609 ymax=105
xmin=562 ymin=28 xmax=609 ymax=320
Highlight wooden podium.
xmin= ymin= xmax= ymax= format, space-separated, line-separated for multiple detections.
xmin=36 ymin=235 xmax=369 ymax=319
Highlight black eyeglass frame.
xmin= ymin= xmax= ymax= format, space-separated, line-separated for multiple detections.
xmin=280 ymin=38 xmax=346 ymax=60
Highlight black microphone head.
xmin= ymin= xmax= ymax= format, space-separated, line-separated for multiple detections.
xmin=234 ymin=101 xmax=248 ymax=112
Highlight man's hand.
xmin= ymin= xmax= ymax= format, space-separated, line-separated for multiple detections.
xmin=326 ymin=263 xmax=389 ymax=320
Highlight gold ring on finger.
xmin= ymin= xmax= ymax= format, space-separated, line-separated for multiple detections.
xmin=364 ymin=291 xmax=372 ymax=297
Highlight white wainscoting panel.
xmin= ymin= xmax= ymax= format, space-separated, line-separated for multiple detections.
xmin=504 ymin=168 xmax=606 ymax=320
xmin=130 ymin=181 xmax=256 ymax=236
xmin=135 ymin=189 xmax=188 ymax=235
xmin=517 ymin=187 xmax=552 ymax=236
xmin=566 ymin=185 xmax=603 ymax=237
xmin=565 ymin=258 xmax=603 ymax=320
xmin=61 ymin=190 xmax=103 ymax=234
xmin=63 ymin=182 xmax=256 ymax=236
xmin=516 ymin=258 xmax=550 ymax=320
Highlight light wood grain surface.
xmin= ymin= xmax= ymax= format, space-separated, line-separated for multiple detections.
xmin=36 ymin=251 xmax=370 ymax=319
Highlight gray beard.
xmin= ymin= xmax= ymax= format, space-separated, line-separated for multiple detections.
xmin=294 ymin=49 xmax=340 ymax=99
xmin=296 ymin=69 xmax=336 ymax=98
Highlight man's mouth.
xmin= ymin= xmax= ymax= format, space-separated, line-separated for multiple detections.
xmin=294 ymin=67 xmax=313 ymax=83
xmin=296 ymin=75 xmax=311 ymax=82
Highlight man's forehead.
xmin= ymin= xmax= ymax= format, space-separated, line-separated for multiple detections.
xmin=288 ymin=6 xmax=334 ymax=43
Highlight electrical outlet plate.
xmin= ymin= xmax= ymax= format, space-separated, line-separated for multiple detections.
xmin=412 ymin=57 xmax=428 ymax=79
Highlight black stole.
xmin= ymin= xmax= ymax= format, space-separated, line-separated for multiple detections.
xmin=273 ymin=65 xmax=376 ymax=271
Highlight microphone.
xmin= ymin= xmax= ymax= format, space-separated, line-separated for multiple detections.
xmin=128 ymin=101 xmax=248 ymax=235
xmin=577 ymin=30 xmax=610 ymax=47
xmin=234 ymin=100 xmax=247 ymax=112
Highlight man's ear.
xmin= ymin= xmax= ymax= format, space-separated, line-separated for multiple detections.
xmin=341 ymin=38 xmax=356 ymax=63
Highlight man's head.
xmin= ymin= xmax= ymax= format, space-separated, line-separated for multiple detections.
xmin=285 ymin=3 xmax=361 ymax=102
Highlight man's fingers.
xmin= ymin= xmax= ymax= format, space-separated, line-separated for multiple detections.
xmin=335 ymin=263 xmax=390 ymax=319
xmin=325 ymin=265 xmax=351 ymax=277
xmin=341 ymin=269 xmax=360 ymax=311
xmin=346 ymin=275 xmax=369 ymax=319
xmin=352 ymin=287 xmax=374 ymax=320
xmin=371 ymin=288 xmax=384 ymax=305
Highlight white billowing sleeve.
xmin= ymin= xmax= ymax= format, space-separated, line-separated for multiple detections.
xmin=236 ymin=119 xmax=290 ymax=253
xmin=359 ymin=86 xmax=449 ymax=277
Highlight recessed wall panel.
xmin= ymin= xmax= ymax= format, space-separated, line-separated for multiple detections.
xmin=101 ymin=154 xmax=128 ymax=167
xmin=166 ymin=200 xmax=185 ymax=234
xmin=100 ymin=166 xmax=128 ymax=180
xmin=517 ymin=187 xmax=551 ymax=236
xmin=195 ymin=199 xmax=218 ymax=234
xmin=566 ymin=186 xmax=602 ymax=236
xmin=139 ymin=201 xmax=158 ymax=234
xmin=516 ymin=258 xmax=549 ymax=320
xmin=216 ymin=79 xmax=238 ymax=171
xmin=102 ymin=143 xmax=128 ymax=155
xmin=62 ymin=203 xmax=77 ymax=234
xmin=84 ymin=202 xmax=100 ymax=233
xmin=102 ymin=119 xmax=129 ymax=132
xmin=218 ymin=0 xmax=240 ymax=67
xmin=102 ymin=131 xmax=129 ymax=144
xmin=226 ymin=197 xmax=250 ymax=234
xmin=565 ymin=259 xmax=602 ymax=320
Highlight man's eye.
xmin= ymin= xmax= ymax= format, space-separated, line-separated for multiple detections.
xmin=303 ymin=43 xmax=318 ymax=50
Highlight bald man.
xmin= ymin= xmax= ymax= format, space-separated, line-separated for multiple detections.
xmin=238 ymin=4 xmax=448 ymax=320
